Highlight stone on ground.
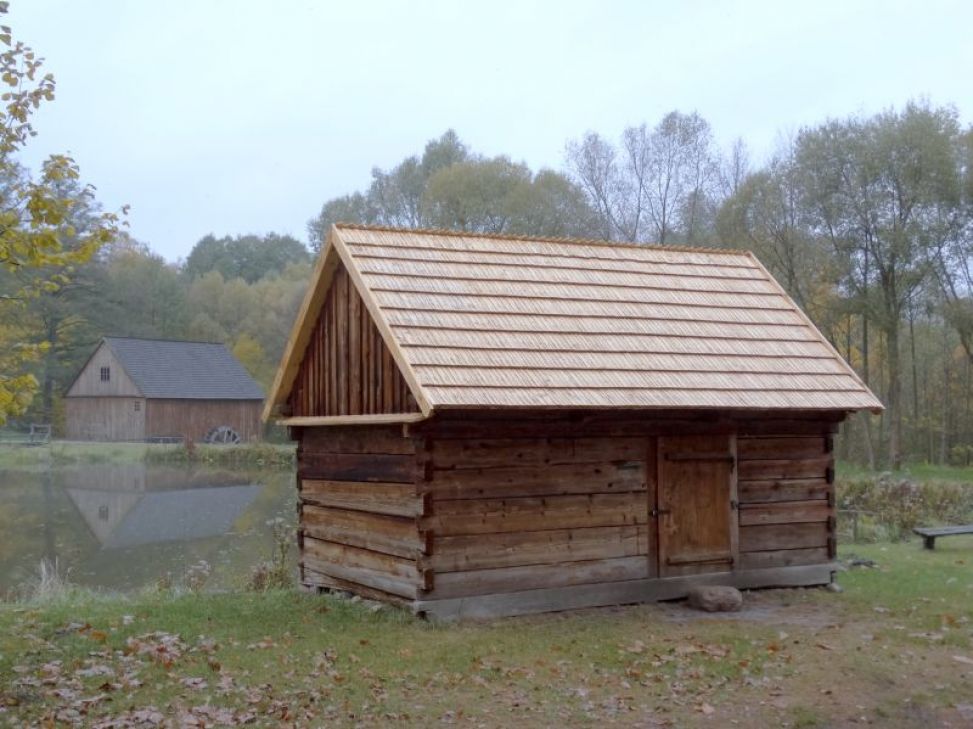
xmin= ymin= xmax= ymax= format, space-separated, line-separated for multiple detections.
xmin=686 ymin=585 xmax=743 ymax=612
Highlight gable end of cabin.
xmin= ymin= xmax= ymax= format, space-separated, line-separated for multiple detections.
xmin=286 ymin=262 xmax=420 ymax=420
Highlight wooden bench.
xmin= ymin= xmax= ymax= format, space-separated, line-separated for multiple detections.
xmin=913 ymin=525 xmax=973 ymax=550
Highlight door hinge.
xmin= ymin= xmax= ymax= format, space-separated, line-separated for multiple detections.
xmin=730 ymin=499 xmax=739 ymax=510
xmin=650 ymin=508 xmax=671 ymax=518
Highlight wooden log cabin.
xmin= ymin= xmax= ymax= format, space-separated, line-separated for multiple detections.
xmin=264 ymin=224 xmax=883 ymax=619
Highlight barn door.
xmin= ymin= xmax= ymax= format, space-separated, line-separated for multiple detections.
xmin=657 ymin=434 xmax=737 ymax=576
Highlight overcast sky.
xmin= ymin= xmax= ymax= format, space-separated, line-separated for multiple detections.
xmin=10 ymin=0 xmax=972 ymax=261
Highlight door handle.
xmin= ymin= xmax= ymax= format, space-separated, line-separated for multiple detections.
xmin=650 ymin=508 xmax=671 ymax=518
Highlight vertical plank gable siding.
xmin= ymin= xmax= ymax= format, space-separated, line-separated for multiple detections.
xmin=288 ymin=264 xmax=418 ymax=418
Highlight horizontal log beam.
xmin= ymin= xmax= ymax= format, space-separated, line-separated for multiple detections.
xmin=427 ymin=556 xmax=649 ymax=600
xmin=737 ymin=436 xmax=827 ymax=460
xmin=299 ymin=452 xmax=415 ymax=483
xmin=740 ymin=522 xmax=829 ymax=551
xmin=738 ymin=500 xmax=833 ymax=526
xmin=414 ymin=563 xmax=837 ymax=620
xmin=426 ymin=525 xmax=648 ymax=572
xmin=738 ymin=478 xmax=830 ymax=503
xmin=302 ymin=479 xmax=423 ymax=517
xmin=737 ymin=455 xmax=832 ymax=481
xmin=425 ymin=461 xmax=646 ymax=500
xmin=424 ymin=492 xmax=647 ymax=536
xmin=303 ymin=504 xmax=425 ymax=558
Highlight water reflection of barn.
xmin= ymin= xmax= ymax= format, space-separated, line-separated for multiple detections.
xmin=64 ymin=337 xmax=264 ymax=442
xmin=64 ymin=465 xmax=259 ymax=548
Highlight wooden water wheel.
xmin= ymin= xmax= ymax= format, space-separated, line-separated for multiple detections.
xmin=204 ymin=425 xmax=241 ymax=444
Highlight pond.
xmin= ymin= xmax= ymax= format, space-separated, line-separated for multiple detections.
xmin=0 ymin=462 xmax=295 ymax=595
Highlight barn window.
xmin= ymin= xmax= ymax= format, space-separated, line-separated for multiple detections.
xmin=134 ymin=400 xmax=141 ymax=412
xmin=100 ymin=366 xmax=110 ymax=382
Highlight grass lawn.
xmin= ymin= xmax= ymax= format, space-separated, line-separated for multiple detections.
xmin=836 ymin=461 xmax=973 ymax=484
xmin=2 ymin=539 xmax=972 ymax=727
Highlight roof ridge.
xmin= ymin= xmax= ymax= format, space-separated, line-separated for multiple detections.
xmin=104 ymin=336 xmax=226 ymax=346
xmin=333 ymin=223 xmax=750 ymax=257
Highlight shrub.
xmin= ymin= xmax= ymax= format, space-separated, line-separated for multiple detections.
xmin=837 ymin=474 xmax=973 ymax=542
xmin=246 ymin=518 xmax=293 ymax=591
xmin=183 ymin=561 xmax=212 ymax=593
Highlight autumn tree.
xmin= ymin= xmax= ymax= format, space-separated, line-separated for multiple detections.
xmin=0 ymin=5 xmax=121 ymax=423
xmin=795 ymin=102 xmax=966 ymax=469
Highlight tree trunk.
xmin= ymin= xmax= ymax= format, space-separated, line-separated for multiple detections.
xmin=886 ymin=322 xmax=903 ymax=470
xmin=909 ymin=304 xmax=919 ymax=439
xmin=941 ymin=323 xmax=950 ymax=464
xmin=860 ymin=313 xmax=876 ymax=470
xmin=41 ymin=321 xmax=58 ymax=425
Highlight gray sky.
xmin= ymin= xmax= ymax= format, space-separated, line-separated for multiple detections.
xmin=10 ymin=0 xmax=972 ymax=261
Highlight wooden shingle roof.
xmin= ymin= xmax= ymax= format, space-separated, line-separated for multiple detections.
xmin=265 ymin=225 xmax=882 ymax=420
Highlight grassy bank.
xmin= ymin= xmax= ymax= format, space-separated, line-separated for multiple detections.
xmin=0 ymin=440 xmax=295 ymax=470
xmin=837 ymin=461 xmax=973 ymax=483
xmin=2 ymin=539 xmax=972 ymax=727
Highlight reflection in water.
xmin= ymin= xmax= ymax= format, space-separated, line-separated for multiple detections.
xmin=0 ymin=463 xmax=294 ymax=593
xmin=67 ymin=485 xmax=260 ymax=548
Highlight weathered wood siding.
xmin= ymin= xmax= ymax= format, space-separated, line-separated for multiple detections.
xmin=144 ymin=399 xmax=263 ymax=442
xmin=66 ymin=342 xmax=141 ymax=397
xmin=295 ymin=411 xmax=841 ymax=616
xmin=65 ymin=397 xmax=146 ymax=441
xmin=297 ymin=426 xmax=425 ymax=602
xmin=417 ymin=432 xmax=651 ymax=600
xmin=736 ymin=433 xmax=835 ymax=570
xmin=288 ymin=264 xmax=418 ymax=418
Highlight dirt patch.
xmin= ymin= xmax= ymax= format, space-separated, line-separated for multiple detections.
xmin=657 ymin=587 xmax=842 ymax=629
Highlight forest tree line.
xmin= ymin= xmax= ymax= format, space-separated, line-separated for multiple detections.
xmin=10 ymin=101 xmax=973 ymax=469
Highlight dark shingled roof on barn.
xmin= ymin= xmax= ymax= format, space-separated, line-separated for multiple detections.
xmin=103 ymin=337 xmax=264 ymax=400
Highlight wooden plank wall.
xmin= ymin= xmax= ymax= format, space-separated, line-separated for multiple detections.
xmin=289 ymin=264 xmax=418 ymax=418
xmin=64 ymin=397 xmax=146 ymax=441
xmin=736 ymin=433 xmax=835 ymax=569
xmin=297 ymin=426 xmax=426 ymax=603
xmin=144 ymin=399 xmax=263 ymax=442
xmin=417 ymin=433 xmax=652 ymax=600
xmin=296 ymin=412 xmax=842 ymax=613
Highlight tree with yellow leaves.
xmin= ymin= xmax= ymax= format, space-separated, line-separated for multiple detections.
xmin=0 ymin=2 xmax=121 ymax=423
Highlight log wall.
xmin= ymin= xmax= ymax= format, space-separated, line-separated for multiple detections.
xmin=736 ymin=433 xmax=835 ymax=569
xmin=295 ymin=410 xmax=842 ymax=617
xmin=296 ymin=425 xmax=426 ymax=603
xmin=417 ymin=434 xmax=651 ymax=600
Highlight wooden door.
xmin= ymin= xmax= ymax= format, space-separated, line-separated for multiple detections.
xmin=657 ymin=434 xmax=737 ymax=576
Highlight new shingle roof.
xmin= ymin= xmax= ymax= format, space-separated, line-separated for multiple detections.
xmin=103 ymin=337 xmax=264 ymax=400
xmin=267 ymin=225 xmax=883 ymax=416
